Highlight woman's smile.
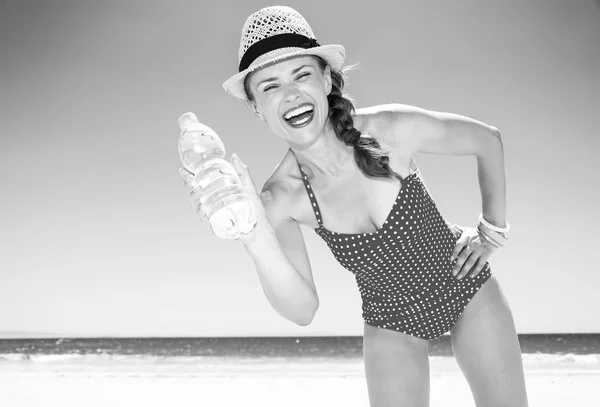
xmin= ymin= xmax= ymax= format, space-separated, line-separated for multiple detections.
xmin=282 ymin=103 xmax=315 ymax=128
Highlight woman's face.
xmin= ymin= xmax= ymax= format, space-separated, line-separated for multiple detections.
xmin=246 ymin=55 xmax=332 ymax=146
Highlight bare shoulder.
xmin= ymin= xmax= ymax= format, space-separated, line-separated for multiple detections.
xmin=259 ymin=150 xmax=306 ymax=225
xmin=354 ymin=103 xmax=433 ymax=132
xmin=355 ymin=103 xmax=499 ymax=156
xmin=353 ymin=103 xmax=434 ymax=157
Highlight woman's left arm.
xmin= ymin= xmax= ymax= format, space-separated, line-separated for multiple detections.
xmin=387 ymin=103 xmax=506 ymax=227
xmin=379 ymin=103 xmax=507 ymax=278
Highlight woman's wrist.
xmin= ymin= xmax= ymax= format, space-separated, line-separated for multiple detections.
xmin=241 ymin=216 xmax=276 ymax=250
xmin=477 ymin=224 xmax=506 ymax=247
xmin=477 ymin=212 xmax=509 ymax=248
xmin=478 ymin=213 xmax=510 ymax=234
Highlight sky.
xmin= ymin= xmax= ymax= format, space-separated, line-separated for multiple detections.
xmin=0 ymin=0 xmax=599 ymax=338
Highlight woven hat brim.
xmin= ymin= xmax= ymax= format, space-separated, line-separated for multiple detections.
xmin=222 ymin=44 xmax=346 ymax=99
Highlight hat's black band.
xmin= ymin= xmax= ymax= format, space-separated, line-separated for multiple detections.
xmin=239 ymin=33 xmax=320 ymax=72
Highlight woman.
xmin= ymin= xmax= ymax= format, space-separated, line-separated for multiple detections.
xmin=179 ymin=6 xmax=528 ymax=407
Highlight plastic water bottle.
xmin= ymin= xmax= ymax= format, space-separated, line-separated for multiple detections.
xmin=178 ymin=112 xmax=257 ymax=239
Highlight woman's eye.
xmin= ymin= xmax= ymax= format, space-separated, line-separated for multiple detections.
xmin=297 ymin=73 xmax=310 ymax=80
xmin=263 ymin=85 xmax=277 ymax=92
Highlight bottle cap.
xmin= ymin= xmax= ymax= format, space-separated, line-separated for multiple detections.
xmin=178 ymin=112 xmax=199 ymax=132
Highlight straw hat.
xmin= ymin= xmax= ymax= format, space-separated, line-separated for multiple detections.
xmin=222 ymin=6 xmax=346 ymax=99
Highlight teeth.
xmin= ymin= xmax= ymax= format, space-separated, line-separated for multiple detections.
xmin=292 ymin=115 xmax=311 ymax=126
xmin=284 ymin=105 xmax=313 ymax=120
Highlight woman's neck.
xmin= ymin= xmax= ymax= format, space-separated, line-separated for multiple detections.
xmin=290 ymin=127 xmax=356 ymax=180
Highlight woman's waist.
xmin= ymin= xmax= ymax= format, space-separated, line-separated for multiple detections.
xmin=359 ymin=284 xmax=453 ymax=316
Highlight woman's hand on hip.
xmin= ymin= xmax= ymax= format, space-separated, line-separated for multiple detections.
xmin=450 ymin=226 xmax=496 ymax=279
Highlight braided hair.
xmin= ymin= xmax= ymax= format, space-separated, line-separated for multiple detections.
xmin=244 ymin=55 xmax=399 ymax=180
xmin=321 ymin=57 xmax=401 ymax=180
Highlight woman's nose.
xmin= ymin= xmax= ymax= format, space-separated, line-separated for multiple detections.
xmin=282 ymin=83 xmax=301 ymax=103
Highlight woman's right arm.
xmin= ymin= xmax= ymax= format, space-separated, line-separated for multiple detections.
xmin=180 ymin=154 xmax=319 ymax=326
xmin=242 ymin=178 xmax=319 ymax=326
xmin=229 ymin=154 xmax=319 ymax=326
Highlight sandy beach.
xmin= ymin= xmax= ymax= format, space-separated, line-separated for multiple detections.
xmin=1 ymin=353 xmax=598 ymax=407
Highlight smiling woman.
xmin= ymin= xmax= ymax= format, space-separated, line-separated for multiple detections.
xmin=178 ymin=5 xmax=528 ymax=407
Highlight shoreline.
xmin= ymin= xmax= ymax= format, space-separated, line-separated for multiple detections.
xmin=0 ymin=334 xmax=598 ymax=358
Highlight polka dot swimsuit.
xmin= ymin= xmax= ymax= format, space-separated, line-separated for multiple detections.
xmin=295 ymin=160 xmax=491 ymax=340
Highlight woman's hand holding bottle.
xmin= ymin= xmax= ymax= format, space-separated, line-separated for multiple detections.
xmin=177 ymin=113 xmax=261 ymax=240
xmin=178 ymin=153 xmax=269 ymax=245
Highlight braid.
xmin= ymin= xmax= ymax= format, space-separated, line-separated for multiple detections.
xmin=321 ymin=57 xmax=400 ymax=180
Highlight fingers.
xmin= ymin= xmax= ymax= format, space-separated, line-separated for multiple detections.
xmin=450 ymin=232 xmax=468 ymax=262
xmin=179 ymin=167 xmax=210 ymax=223
xmin=193 ymin=200 xmax=209 ymax=222
xmin=469 ymin=240 xmax=495 ymax=278
xmin=231 ymin=153 xmax=248 ymax=180
xmin=231 ymin=153 xmax=258 ymax=194
xmin=449 ymin=227 xmax=496 ymax=280
xmin=178 ymin=168 xmax=194 ymax=189
xmin=453 ymin=245 xmax=490 ymax=280
xmin=179 ymin=168 xmax=203 ymax=203
xmin=454 ymin=250 xmax=478 ymax=280
xmin=178 ymin=167 xmax=193 ymax=179
xmin=467 ymin=257 xmax=488 ymax=279
xmin=452 ymin=243 xmax=472 ymax=278
xmin=179 ymin=168 xmax=205 ymax=202
xmin=230 ymin=152 xmax=245 ymax=173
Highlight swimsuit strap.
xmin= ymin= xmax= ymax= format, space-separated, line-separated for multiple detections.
xmin=391 ymin=157 xmax=418 ymax=185
xmin=294 ymin=159 xmax=324 ymax=227
xmin=409 ymin=157 xmax=418 ymax=174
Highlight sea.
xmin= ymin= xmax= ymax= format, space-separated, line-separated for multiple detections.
xmin=0 ymin=334 xmax=598 ymax=358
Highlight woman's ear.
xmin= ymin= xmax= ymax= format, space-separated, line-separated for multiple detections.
xmin=245 ymin=99 xmax=265 ymax=120
xmin=323 ymin=65 xmax=332 ymax=95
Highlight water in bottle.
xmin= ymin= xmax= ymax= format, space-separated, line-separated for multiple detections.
xmin=178 ymin=112 xmax=257 ymax=239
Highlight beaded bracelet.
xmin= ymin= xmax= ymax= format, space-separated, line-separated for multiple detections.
xmin=478 ymin=213 xmax=510 ymax=234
